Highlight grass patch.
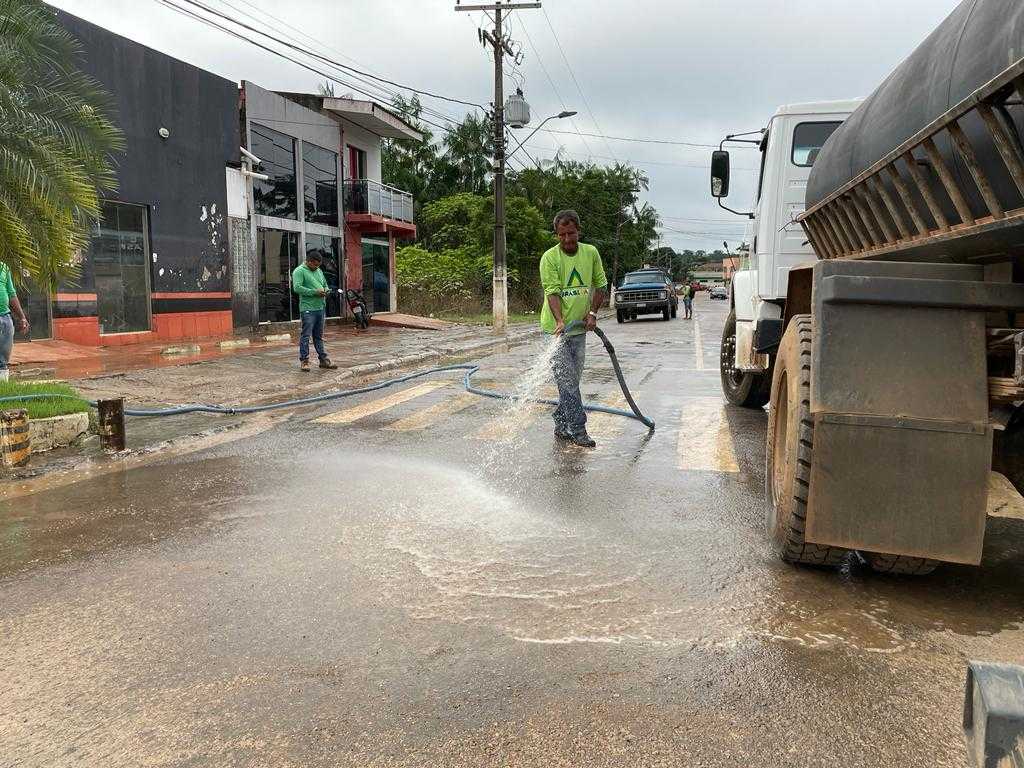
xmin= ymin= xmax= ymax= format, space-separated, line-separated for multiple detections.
xmin=0 ymin=380 xmax=91 ymax=420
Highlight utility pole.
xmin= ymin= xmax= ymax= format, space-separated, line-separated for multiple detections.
xmin=456 ymin=0 xmax=540 ymax=332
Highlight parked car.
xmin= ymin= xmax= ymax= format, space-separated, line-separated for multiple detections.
xmin=709 ymin=285 xmax=728 ymax=300
xmin=615 ymin=269 xmax=677 ymax=322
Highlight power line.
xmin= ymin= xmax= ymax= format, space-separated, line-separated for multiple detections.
xmin=539 ymin=6 xmax=616 ymax=163
xmin=209 ymin=0 xmax=469 ymax=129
xmin=171 ymin=0 xmax=486 ymax=111
xmin=514 ymin=13 xmax=595 ymax=158
xmin=155 ymin=0 xmax=470 ymax=143
xmin=535 ymin=127 xmax=755 ymax=148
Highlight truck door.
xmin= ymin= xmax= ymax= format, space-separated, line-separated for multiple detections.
xmin=769 ymin=119 xmax=842 ymax=298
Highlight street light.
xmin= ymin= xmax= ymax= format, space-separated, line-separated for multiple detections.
xmin=506 ymin=110 xmax=578 ymax=162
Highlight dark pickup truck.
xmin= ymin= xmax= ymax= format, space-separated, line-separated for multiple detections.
xmin=614 ymin=269 xmax=677 ymax=322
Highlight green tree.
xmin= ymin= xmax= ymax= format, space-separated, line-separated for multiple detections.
xmin=0 ymin=0 xmax=123 ymax=288
xmin=436 ymin=112 xmax=492 ymax=196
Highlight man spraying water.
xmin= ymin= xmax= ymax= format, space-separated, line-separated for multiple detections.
xmin=540 ymin=210 xmax=608 ymax=448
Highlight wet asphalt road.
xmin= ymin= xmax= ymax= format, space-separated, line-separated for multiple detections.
xmin=2 ymin=297 xmax=1023 ymax=767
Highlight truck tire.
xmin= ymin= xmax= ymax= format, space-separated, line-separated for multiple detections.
xmin=720 ymin=310 xmax=771 ymax=408
xmin=616 ymin=310 xmax=625 ymax=324
xmin=671 ymin=302 xmax=677 ymax=319
xmin=863 ymin=552 xmax=939 ymax=576
xmin=765 ymin=314 xmax=848 ymax=567
xmin=662 ymin=306 xmax=671 ymax=320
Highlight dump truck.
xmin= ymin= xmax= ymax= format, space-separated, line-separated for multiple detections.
xmin=710 ymin=0 xmax=1024 ymax=575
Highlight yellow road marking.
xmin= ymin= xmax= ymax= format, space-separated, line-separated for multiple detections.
xmin=385 ymin=392 xmax=479 ymax=432
xmin=314 ymin=382 xmax=449 ymax=425
xmin=677 ymin=396 xmax=739 ymax=473
xmin=694 ymin=319 xmax=705 ymax=370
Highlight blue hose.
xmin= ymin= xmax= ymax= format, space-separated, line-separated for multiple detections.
xmin=0 ymin=325 xmax=656 ymax=430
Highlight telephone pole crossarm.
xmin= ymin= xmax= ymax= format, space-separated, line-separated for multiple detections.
xmin=454 ymin=3 xmax=541 ymax=10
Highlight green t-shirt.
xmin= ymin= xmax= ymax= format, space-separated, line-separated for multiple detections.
xmin=291 ymin=263 xmax=328 ymax=312
xmin=539 ymin=243 xmax=608 ymax=335
xmin=0 ymin=263 xmax=16 ymax=316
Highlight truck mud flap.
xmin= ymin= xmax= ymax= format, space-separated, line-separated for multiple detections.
xmin=804 ymin=260 xmax=991 ymax=564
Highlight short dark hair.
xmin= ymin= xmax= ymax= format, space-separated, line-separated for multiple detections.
xmin=553 ymin=209 xmax=581 ymax=231
xmin=306 ymin=250 xmax=323 ymax=263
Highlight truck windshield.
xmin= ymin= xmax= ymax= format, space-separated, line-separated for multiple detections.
xmin=622 ymin=273 xmax=664 ymax=285
xmin=792 ymin=121 xmax=841 ymax=166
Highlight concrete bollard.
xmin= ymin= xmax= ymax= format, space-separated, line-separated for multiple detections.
xmin=0 ymin=409 xmax=31 ymax=468
xmin=97 ymin=398 xmax=126 ymax=452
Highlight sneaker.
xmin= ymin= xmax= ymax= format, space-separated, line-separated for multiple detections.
xmin=300 ymin=359 xmax=310 ymax=372
xmin=554 ymin=427 xmax=572 ymax=441
xmin=319 ymin=357 xmax=338 ymax=370
xmin=570 ymin=431 xmax=597 ymax=448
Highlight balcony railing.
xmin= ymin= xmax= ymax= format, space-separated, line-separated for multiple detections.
xmin=343 ymin=179 xmax=414 ymax=224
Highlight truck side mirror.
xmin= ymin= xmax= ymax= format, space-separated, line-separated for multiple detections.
xmin=711 ymin=150 xmax=730 ymax=198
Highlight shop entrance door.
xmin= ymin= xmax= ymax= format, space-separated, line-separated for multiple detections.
xmin=361 ymin=240 xmax=390 ymax=313
xmin=258 ymin=228 xmax=299 ymax=323
xmin=92 ymin=201 xmax=151 ymax=334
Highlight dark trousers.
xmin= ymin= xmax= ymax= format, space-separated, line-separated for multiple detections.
xmin=551 ymin=332 xmax=587 ymax=435
xmin=299 ymin=309 xmax=327 ymax=362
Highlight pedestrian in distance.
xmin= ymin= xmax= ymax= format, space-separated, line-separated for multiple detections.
xmin=682 ymin=283 xmax=694 ymax=319
xmin=540 ymin=209 xmax=608 ymax=449
xmin=0 ymin=261 xmax=29 ymax=381
xmin=292 ymin=250 xmax=338 ymax=372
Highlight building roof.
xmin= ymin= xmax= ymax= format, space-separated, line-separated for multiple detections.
xmin=322 ymin=97 xmax=423 ymax=141
xmin=275 ymin=92 xmax=423 ymax=141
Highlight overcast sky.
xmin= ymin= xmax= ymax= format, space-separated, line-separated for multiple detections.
xmin=49 ymin=0 xmax=962 ymax=252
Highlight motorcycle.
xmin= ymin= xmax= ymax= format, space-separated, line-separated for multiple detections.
xmin=344 ymin=288 xmax=371 ymax=329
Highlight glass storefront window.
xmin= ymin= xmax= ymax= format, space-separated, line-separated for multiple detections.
xmin=251 ymin=123 xmax=298 ymax=219
xmin=302 ymin=142 xmax=338 ymax=227
xmin=258 ymin=228 xmax=299 ymax=322
xmin=305 ymin=234 xmax=342 ymax=318
xmin=91 ymin=201 xmax=151 ymax=334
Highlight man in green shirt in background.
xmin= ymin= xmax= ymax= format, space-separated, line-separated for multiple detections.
xmin=291 ymin=250 xmax=338 ymax=372
xmin=0 ymin=262 xmax=30 ymax=381
xmin=540 ymin=209 xmax=608 ymax=448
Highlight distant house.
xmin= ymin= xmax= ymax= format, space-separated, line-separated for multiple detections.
xmin=233 ymin=83 xmax=421 ymax=328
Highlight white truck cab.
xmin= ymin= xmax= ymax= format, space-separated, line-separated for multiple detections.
xmin=710 ymin=100 xmax=860 ymax=406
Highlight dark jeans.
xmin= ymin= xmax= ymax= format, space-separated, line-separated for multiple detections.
xmin=299 ymin=309 xmax=328 ymax=362
xmin=551 ymin=332 xmax=587 ymax=435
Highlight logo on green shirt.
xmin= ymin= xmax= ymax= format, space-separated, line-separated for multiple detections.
xmin=566 ymin=266 xmax=585 ymax=288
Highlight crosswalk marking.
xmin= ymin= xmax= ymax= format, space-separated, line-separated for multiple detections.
xmin=314 ymin=381 xmax=449 ymax=425
xmin=587 ymin=394 xmax=629 ymax=440
xmin=677 ymin=396 xmax=739 ymax=473
xmin=473 ymin=403 xmax=548 ymax=440
xmin=385 ymin=392 xmax=479 ymax=432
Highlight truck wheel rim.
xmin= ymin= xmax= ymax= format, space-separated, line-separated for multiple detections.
xmin=722 ymin=332 xmax=743 ymax=388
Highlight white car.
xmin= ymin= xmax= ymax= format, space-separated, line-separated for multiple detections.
xmin=709 ymin=286 xmax=728 ymax=300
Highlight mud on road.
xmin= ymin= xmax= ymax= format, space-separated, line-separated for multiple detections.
xmin=2 ymin=297 xmax=1022 ymax=767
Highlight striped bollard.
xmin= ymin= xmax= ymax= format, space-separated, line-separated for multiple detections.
xmin=0 ymin=409 xmax=31 ymax=468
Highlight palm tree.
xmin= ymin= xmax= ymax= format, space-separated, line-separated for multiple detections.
xmin=0 ymin=0 xmax=123 ymax=289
